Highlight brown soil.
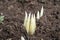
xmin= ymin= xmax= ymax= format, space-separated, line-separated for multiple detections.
xmin=0 ymin=0 xmax=60 ymax=40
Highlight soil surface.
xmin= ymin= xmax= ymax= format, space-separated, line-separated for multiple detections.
xmin=0 ymin=0 xmax=60 ymax=40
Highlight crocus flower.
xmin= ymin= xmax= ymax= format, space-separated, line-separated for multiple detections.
xmin=24 ymin=12 xmax=36 ymax=35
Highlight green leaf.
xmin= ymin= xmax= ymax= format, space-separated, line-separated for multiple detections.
xmin=0 ymin=16 xmax=4 ymax=23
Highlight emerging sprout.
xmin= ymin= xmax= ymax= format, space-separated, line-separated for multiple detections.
xmin=21 ymin=36 xmax=25 ymax=40
xmin=37 ymin=6 xmax=44 ymax=19
xmin=24 ymin=12 xmax=36 ymax=35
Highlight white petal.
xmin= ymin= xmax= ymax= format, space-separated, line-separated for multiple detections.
xmin=40 ymin=6 xmax=44 ymax=17
xmin=30 ymin=14 xmax=36 ymax=35
xmin=21 ymin=36 xmax=25 ymax=40
xmin=26 ymin=13 xmax=31 ymax=33
xmin=24 ymin=11 xmax=28 ymax=27
xmin=37 ymin=11 xmax=40 ymax=19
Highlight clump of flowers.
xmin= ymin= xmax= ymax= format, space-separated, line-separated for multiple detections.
xmin=24 ymin=12 xmax=36 ymax=35
xmin=24 ymin=6 xmax=44 ymax=35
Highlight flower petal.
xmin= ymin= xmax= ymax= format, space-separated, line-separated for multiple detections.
xmin=40 ymin=6 xmax=44 ymax=17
